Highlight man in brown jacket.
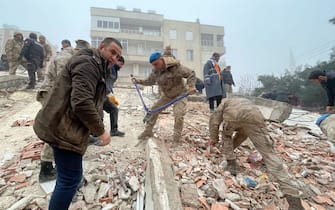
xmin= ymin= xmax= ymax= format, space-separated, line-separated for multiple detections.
xmin=33 ymin=37 xmax=122 ymax=210
xmin=209 ymin=97 xmax=311 ymax=210
xmin=132 ymin=50 xmax=196 ymax=142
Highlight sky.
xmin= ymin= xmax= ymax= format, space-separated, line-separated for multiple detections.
xmin=1 ymin=0 xmax=335 ymax=82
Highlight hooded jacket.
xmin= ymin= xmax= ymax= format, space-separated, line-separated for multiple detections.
xmin=33 ymin=48 xmax=108 ymax=155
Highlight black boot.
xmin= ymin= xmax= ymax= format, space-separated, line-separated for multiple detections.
xmin=39 ymin=161 xmax=56 ymax=182
xmin=111 ymin=130 xmax=125 ymax=137
xmin=226 ymin=160 xmax=237 ymax=176
xmin=285 ymin=195 xmax=304 ymax=210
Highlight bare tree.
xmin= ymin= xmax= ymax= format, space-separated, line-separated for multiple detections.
xmin=236 ymin=74 xmax=261 ymax=96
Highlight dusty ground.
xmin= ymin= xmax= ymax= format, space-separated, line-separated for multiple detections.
xmin=0 ymin=85 xmax=150 ymax=209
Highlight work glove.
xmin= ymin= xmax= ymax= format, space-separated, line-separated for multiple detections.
xmin=188 ymin=87 xmax=197 ymax=95
xmin=107 ymin=94 xmax=119 ymax=106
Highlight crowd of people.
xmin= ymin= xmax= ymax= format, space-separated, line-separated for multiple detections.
xmin=4 ymin=32 xmax=335 ymax=210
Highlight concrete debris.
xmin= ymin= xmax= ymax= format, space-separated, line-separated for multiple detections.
xmin=0 ymin=138 xmax=146 ymax=209
xmin=158 ymin=102 xmax=335 ymax=209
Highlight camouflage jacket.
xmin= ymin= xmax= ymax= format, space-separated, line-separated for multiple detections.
xmin=209 ymin=98 xmax=266 ymax=142
xmin=42 ymin=46 xmax=73 ymax=90
xmin=41 ymin=43 xmax=52 ymax=60
xmin=5 ymin=39 xmax=23 ymax=61
xmin=137 ymin=57 xmax=196 ymax=99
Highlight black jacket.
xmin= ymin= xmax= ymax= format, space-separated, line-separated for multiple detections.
xmin=222 ymin=70 xmax=235 ymax=85
xmin=21 ymin=38 xmax=44 ymax=68
xmin=321 ymin=71 xmax=335 ymax=106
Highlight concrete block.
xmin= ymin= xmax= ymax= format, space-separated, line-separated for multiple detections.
xmin=145 ymin=138 xmax=183 ymax=210
xmin=236 ymin=95 xmax=292 ymax=123
xmin=0 ymin=75 xmax=26 ymax=89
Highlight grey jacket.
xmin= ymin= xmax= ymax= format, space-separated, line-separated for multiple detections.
xmin=203 ymin=60 xmax=226 ymax=99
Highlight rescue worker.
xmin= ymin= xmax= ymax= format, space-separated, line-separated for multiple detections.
xmin=5 ymin=31 xmax=23 ymax=75
xmin=132 ymin=50 xmax=197 ymax=142
xmin=209 ymin=97 xmax=312 ymax=210
xmin=308 ymin=70 xmax=335 ymax=113
xmin=316 ymin=114 xmax=335 ymax=153
xmin=20 ymin=33 xmax=44 ymax=89
xmin=38 ymin=35 xmax=52 ymax=81
xmin=73 ymin=39 xmax=90 ymax=54
xmin=33 ymin=37 xmax=122 ymax=209
xmin=36 ymin=39 xmax=74 ymax=182
xmin=104 ymin=56 xmax=125 ymax=137
xmin=204 ymin=52 xmax=226 ymax=112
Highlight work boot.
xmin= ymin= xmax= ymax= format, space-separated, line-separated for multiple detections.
xmin=138 ymin=130 xmax=153 ymax=140
xmin=226 ymin=160 xmax=237 ymax=176
xmin=25 ymin=84 xmax=35 ymax=89
xmin=285 ymin=195 xmax=304 ymax=210
xmin=39 ymin=161 xmax=56 ymax=182
xmin=88 ymin=135 xmax=102 ymax=146
xmin=111 ymin=130 xmax=125 ymax=137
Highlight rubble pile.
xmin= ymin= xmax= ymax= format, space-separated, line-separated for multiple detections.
xmin=159 ymin=102 xmax=335 ymax=210
xmin=0 ymin=139 xmax=146 ymax=210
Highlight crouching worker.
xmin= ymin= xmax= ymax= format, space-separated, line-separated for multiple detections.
xmin=209 ymin=97 xmax=312 ymax=210
xmin=316 ymin=114 xmax=335 ymax=153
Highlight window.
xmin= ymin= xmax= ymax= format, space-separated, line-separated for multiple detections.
xmin=91 ymin=36 xmax=104 ymax=48
xmin=92 ymin=16 xmax=120 ymax=32
xmin=120 ymin=40 xmax=128 ymax=54
xmin=97 ymin=20 xmax=102 ymax=28
xmin=201 ymin=33 xmax=214 ymax=46
xmin=185 ymin=31 xmax=193 ymax=41
xmin=186 ymin=50 xmax=194 ymax=61
xmin=217 ymin=35 xmax=224 ymax=47
xmin=172 ymin=49 xmax=178 ymax=58
xmin=169 ymin=29 xmax=177 ymax=39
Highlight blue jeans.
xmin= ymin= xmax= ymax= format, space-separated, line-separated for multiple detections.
xmin=49 ymin=147 xmax=83 ymax=210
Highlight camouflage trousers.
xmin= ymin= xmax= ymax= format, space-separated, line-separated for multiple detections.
xmin=224 ymin=84 xmax=232 ymax=94
xmin=8 ymin=61 xmax=20 ymax=75
xmin=41 ymin=143 xmax=54 ymax=162
xmin=319 ymin=115 xmax=335 ymax=153
xmin=143 ymin=96 xmax=186 ymax=141
xmin=37 ymin=61 xmax=49 ymax=81
xmin=222 ymin=123 xmax=307 ymax=197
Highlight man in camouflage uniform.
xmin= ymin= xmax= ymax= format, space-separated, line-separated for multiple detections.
xmin=37 ymin=39 xmax=74 ymax=182
xmin=209 ymin=97 xmax=311 ymax=210
xmin=38 ymin=35 xmax=52 ymax=82
xmin=132 ymin=50 xmax=196 ymax=142
xmin=5 ymin=32 xmax=23 ymax=75
xmin=73 ymin=39 xmax=90 ymax=54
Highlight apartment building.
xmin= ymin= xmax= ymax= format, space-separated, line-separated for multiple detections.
xmin=90 ymin=7 xmax=225 ymax=81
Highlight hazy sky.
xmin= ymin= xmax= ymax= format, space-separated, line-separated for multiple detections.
xmin=1 ymin=0 xmax=335 ymax=81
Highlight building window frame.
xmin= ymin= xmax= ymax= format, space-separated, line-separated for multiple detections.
xmin=185 ymin=31 xmax=193 ymax=41
xmin=186 ymin=49 xmax=194 ymax=61
xmin=169 ymin=29 xmax=177 ymax=39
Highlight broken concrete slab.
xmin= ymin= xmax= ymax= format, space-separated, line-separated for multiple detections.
xmin=0 ymin=75 xmax=26 ymax=90
xmin=145 ymin=138 xmax=183 ymax=210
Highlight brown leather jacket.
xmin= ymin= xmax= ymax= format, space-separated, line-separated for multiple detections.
xmin=137 ymin=57 xmax=196 ymax=99
xmin=33 ymin=48 xmax=108 ymax=155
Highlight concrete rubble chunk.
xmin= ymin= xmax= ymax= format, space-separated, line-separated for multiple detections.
xmin=97 ymin=182 xmax=112 ymax=200
xmin=212 ymin=179 xmax=227 ymax=200
xmin=82 ymin=182 xmax=97 ymax=203
xmin=181 ymin=183 xmax=201 ymax=208
xmin=118 ymin=187 xmax=131 ymax=200
xmin=128 ymin=176 xmax=139 ymax=192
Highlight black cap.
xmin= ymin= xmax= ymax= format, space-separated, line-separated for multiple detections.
xmin=29 ymin=33 xmax=37 ymax=40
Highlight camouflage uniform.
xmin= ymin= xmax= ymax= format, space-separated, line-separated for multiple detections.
xmin=73 ymin=39 xmax=90 ymax=54
xmin=209 ymin=98 xmax=310 ymax=198
xmin=318 ymin=114 xmax=335 ymax=153
xmin=38 ymin=35 xmax=52 ymax=81
xmin=136 ymin=56 xmax=196 ymax=141
xmin=4 ymin=32 xmax=23 ymax=75
xmin=37 ymin=46 xmax=74 ymax=161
